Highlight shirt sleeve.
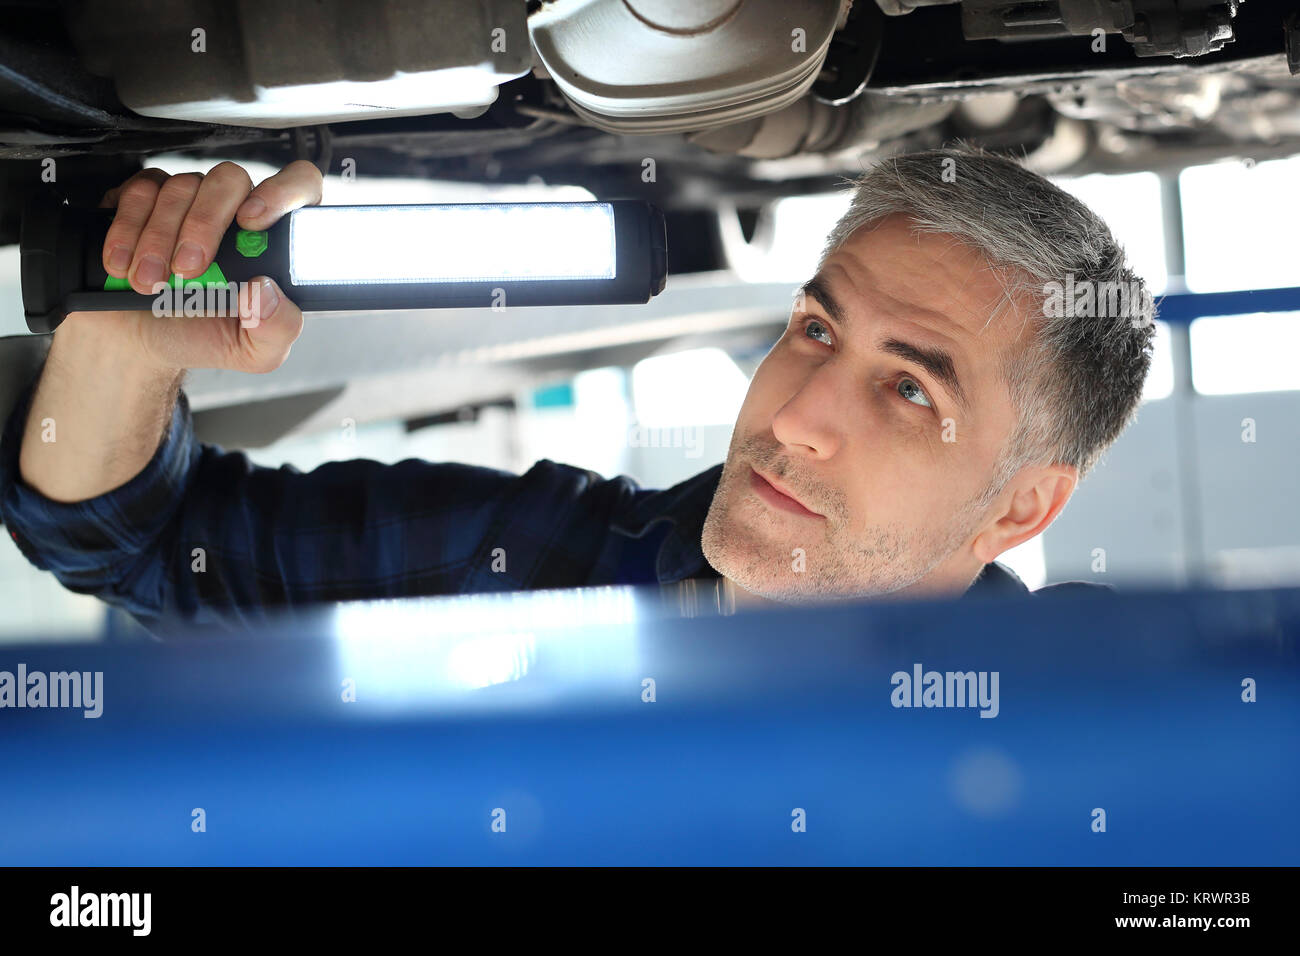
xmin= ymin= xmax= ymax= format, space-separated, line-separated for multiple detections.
xmin=0 ymin=381 xmax=529 ymax=634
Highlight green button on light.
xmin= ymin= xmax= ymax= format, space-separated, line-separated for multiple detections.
xmin=236 ymin=229 xmax=268 ymax=257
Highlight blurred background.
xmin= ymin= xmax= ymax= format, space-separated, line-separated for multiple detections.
xmin=1 ymin=152 xmax=1297 ymax=641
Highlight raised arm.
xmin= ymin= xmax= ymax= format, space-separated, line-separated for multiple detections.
xmin=1 ymin=161 xmax=522 ymax=632
xmin=17 ymin=159 xmax=321 ymax=503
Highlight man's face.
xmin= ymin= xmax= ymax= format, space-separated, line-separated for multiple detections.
xmin=701 ymin=213 xmax=1032 ymax=603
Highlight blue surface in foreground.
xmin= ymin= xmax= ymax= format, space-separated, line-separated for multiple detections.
xmin=0 ymin=583 xmax=1296 ymax=865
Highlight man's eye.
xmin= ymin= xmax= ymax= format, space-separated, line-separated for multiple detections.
xmin=800 ymin=319 xmax=933 ymax=410
xmin=802 ymin=317 xmax=832 ymax=346
xmin=897 ymin=378 xmax=932 ymax=408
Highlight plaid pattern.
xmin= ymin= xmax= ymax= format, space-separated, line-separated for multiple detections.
xmin=1 ymin=379 xmax=1059 ymax=635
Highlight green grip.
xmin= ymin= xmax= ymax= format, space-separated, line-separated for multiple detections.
xmin=104 ymin=260 xmax=228 ymax=291
xmin=102 ymin=229 xmax=265 ymax=290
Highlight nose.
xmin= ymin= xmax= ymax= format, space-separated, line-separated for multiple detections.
xmin=770 ymin=363 xmax=844 ymax=461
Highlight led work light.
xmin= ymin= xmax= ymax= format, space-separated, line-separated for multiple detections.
xmin=20 ymin=198 xmax=668 ymax=333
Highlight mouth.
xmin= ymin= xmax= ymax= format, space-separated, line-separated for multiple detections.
xmin=749 ymin=465 xmax=823 ymax=518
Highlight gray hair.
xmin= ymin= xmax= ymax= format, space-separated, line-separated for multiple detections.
xmin=816 ymin=143 xmax=1156 ymax=498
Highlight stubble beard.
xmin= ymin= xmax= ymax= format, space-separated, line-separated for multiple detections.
xmin=700 ymin=436 xmax=986 ymax=605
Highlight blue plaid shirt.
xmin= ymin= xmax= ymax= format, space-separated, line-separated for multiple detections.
xmin=0 ymin=380 xmax=1055 ymax=635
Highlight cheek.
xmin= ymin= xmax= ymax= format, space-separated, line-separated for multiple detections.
xmin=839 ymin=439 xmax=968 ymax=528
xmin=736 ymin=350 xmax=797 ymax=419
xmin=850 ymin=389 xmax=940 ymax=459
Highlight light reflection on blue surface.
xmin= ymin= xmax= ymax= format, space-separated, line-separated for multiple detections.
xmin=445 ymin=630 xmax=535 ymax=689
xmin=330 ymin=586 xmax=642 ymax=710
xmin=0 ymin=584 xmax=1297 ymax=864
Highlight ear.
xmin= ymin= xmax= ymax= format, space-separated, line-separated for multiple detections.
xmin=972 ymin=463 xmax=1078 ymax=564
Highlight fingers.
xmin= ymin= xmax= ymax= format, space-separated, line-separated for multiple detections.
xmin=126 ymin=172 xmax=206 ymax=293
xmin=235 ymin=277 xmax=304 ymax=374
xmin=234 ymin=159 xmax=324 ymax=230
xmin=170 ymin=161 xmax=254 ymax=278
xmin=100 ymin=168 xmax=169 ymax=281
xmin=102 ymin=160 xmax=322 ymax=295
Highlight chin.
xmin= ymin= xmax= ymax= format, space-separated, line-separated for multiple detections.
xmin=702 ymin=514 xmax=853 ymax=604
xmin=704 ymin=511 xmax=951 ymax=607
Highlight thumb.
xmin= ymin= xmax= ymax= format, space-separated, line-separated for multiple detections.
xmin=233 ymin=276 xmax=304 ymax=373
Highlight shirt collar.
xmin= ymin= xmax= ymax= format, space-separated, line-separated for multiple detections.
xmin=610 ymin=463 xmax=724 ymax=584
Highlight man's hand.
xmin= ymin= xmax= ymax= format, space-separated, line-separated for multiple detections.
xmin=17 ymin=160 xmax=323 ymax=502
xmin=89 ymin=158 xmax=322 ymax=373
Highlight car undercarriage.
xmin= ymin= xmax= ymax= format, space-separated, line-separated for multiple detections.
xmin=0 ymin=0 xmax=1296 ymax=270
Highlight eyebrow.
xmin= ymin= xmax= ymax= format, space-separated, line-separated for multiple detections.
xmin=798 ymin=274 xmax=969 ymax=413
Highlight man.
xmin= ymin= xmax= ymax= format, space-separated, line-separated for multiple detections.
xmin=0 ymin=147 xmax=1154 ymax=632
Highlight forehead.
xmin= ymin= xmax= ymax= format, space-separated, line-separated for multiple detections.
xmin=818 ymin=214 xmax=1028 ymax=355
